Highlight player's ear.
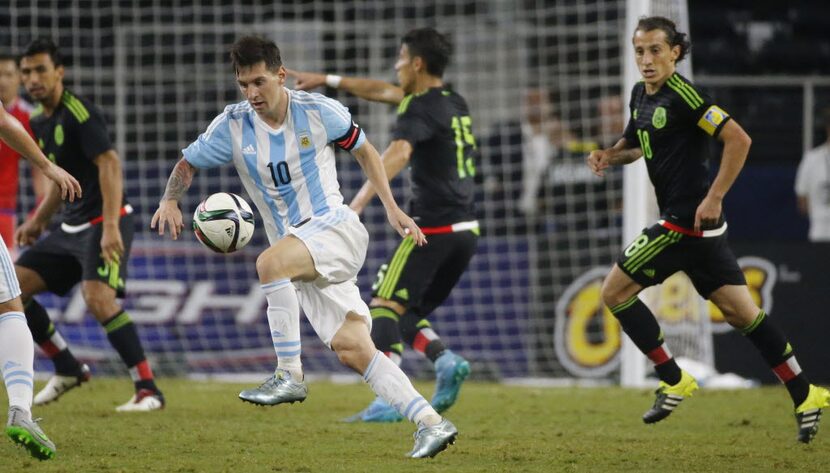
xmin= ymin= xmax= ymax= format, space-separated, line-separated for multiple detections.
xmin=412 ymin=56 xmax=425 ymax=73
xmin=276 ymin=65 xmax=287 ymax=84
xmin=670 ymin=44 xmax=681 ymax=63
xmin=56 ymin=64 xmax=65 ymax=81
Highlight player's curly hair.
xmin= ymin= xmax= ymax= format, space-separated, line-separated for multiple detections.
xmin=635 ymin=16 xmax=691 ymax=63
xmin=21 ymin=37 xmax=63 ymax=67
xmin=402 ymin=27 xmax=453 ymax=77
xmin=230 ymin=35 xmax=282 ymax=74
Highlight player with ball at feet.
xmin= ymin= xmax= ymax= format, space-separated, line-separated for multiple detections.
xmin=151 ymin=35 xmax=457 ymax=458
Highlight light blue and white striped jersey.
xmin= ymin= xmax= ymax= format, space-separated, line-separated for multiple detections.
xmin=183 ymin=88 xmax=366 ymax=243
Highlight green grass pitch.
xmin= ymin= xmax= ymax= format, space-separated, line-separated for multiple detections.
xmin=2 ymin=379 xmax=828 ymax=472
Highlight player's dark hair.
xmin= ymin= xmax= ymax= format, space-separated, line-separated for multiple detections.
xmin=822 ymin=107 xmax=830 ymax=129
xmin=401 ymin=27 xmax=452 ymax=77
xmin=0 ymin=53 xmax=17 ymax=64
xmin=635 ymin=16 xmax=691 ymax=63
xmin=230 ymin=35 xmax=282 ymax=74
xmin=21 ymin=37 xmax=63 ymax=67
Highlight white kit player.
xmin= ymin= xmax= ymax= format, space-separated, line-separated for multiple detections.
xmin=151 ymin=36 xmax=457 ymax=458
xmin=0 ymin=100 xmax=81 ymax=460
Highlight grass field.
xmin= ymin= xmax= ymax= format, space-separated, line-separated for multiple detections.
xmin=2 ymin=379 xmax=828 ymax=472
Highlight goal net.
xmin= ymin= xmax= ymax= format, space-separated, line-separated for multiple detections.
xmin=6 ymin=0 xmax=659 ymax=381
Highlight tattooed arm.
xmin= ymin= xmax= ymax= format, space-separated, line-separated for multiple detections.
xmin=150 ymin=158 xmax=197 ymax=239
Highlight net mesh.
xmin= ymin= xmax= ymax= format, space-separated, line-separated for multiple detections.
xmin=6 ymin=0 xmax=628 ymax=379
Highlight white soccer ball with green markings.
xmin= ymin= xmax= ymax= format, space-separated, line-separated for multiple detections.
xmin=192 ymin=192 xmax=255 ymax=253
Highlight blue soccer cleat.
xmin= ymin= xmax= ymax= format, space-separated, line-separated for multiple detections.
xmin=343 ymin=396 xmax=403 ymax=423
xmin=431 ymin=350 xmax=471 ymax=413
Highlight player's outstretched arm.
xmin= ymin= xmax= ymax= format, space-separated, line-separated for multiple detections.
xmin=287 ymin=69 xmax=405 ymax=105
xmin=151 ymin=157 xmax=197 ymax=240
xmin=586 ymin=138 xmax=643 ymax=177
xmin=694 ymin=119 xmax=752 ymax=232
xmin=0 ymin=105 xmax=81 ymax=202
xmin=351 ymin=139 xmax=425 ymax=245
xmin=349 ymin=139 xmax=412 ymax=214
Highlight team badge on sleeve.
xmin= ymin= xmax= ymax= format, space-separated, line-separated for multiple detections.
xmin=697 ymin=105 xmax=729 ymax=136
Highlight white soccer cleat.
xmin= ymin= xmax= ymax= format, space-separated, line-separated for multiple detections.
xmin=33 ymin=364 xmax=92 ymax=406
xmin=115 ymin=389 xmax=165 ymax=412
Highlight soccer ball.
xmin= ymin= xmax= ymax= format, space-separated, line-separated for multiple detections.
xmin=192 ymin=192 xmax=255 ymax=253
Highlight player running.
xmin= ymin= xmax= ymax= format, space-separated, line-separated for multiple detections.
xmin=152 ymin=35 xmax=457 ymax=458
xmin=290 ymin=27 xmax=477 ymax=422
xmin=587 ymin=16 xmax=830 ymax=443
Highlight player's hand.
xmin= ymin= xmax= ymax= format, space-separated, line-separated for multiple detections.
xmin=286 ymin=69 xmax=326 ymax=91
xmin=100 ymin=225 xmax=124 ymax=266
xmin=694 ymin=194 xmax=723 ymax=234
xmin=586 ymin=149 xmax=611 ymax=177
xmin=42 ymin=162 xmax=82 ymax=202
xmin=15 ymin=219 xmax=46 ymax=247
xmin=386 ymin=206 xmax=427 ymax=246
xmin=151 ymin=200 xmax=184 ymax=240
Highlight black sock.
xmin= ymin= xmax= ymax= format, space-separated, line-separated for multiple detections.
xmin=400 ymin=313 xmax=447 ymax=363
xmin=103 ymin=311 xmax=157 ymax=392
xmin=610 ymin=295 xmax=681 ymax=385
xmin=742 ymin=311 xmax=810 ymax=406
xmin=25 ymin=299 xmax=81 ymax=374
xmin=369 ymin=306 xmax=403 ymax=358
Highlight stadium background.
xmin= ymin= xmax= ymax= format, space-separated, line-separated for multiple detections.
xmin=3 ymin=0 xmax=829 ymax=383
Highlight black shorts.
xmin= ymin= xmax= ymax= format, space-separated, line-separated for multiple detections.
xmin=16 ymin=213 xmax=134 ymax=297
xmin=371 ymin=229 xmax=478 ymax=316
xmin=616 ymin=222 xmax=745 ymax=299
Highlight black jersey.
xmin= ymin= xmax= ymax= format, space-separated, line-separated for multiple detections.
xmin=390 ymin=87 xmax=477 ymax=227
xmin=30 ymin=89 xmax=123 ymax=225
xmin=622 ymin=73 xmax=731 ymax=228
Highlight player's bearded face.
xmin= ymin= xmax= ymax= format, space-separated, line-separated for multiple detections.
xmin=20 ymin=53 xmax=64 ymax=102
xmin=395 ymin=44 xmax=416 ymax=94
xmin=236 ymin=62 xmax=286 ymax=115
xmin=633 ymin=29 xmax=679 ymax=88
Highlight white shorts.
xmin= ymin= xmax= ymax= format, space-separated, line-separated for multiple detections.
xmin=0 ymin=234 xmax=21 ymax=304
xmin=289 ymin=206 xmax=371 ymax=346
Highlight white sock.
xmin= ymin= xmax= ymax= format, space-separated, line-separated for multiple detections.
xmin=0 ymin=311 xmax=34 ymax=414
xmin=363 ymin=351 xmax=440 ymax=426
xmin=262 ymin=279 xmax=303 ymax=380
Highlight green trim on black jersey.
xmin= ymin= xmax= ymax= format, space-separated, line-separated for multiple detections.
xmin=397 ymin=95 xmax=414 ymax=115
xmin=667 ymin=74 xmax=703 ymax=109
xmin=61 ymin=91 xmax=90 ymax=123
xmin=30 ymin=103 xmax=44 ymax=119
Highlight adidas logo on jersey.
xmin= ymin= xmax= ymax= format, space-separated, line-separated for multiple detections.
xmin=242 ymin=144 xmax=256 ymax=155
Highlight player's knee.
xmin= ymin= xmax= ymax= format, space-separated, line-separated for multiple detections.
xmin=81 ymin=288 xmax=116 ymax=319
xmin=600 ymin=277 xmax=626 ymax=308
xmin=256 ymin=249 xmax=289 ymax=282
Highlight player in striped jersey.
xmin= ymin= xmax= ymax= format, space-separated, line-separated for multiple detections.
xmin=1 ymin=96 xmax=80 ymax=460
xmin=587 ymin=16 xmax=829 ymax=443
xmin=152 ymin=35 xmax=457 ymax=458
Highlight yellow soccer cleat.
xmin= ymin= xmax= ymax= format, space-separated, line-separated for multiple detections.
xmin=795 ymin=384 xmax=830 ymax=443
xmin=642 ymin=370 xmax=699 ymax=424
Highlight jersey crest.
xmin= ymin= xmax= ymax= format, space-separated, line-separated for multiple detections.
xmin=652 ymin=107 xmax=667 ymax=129
xmin=54 ymin=124 xmax=65 ymax=146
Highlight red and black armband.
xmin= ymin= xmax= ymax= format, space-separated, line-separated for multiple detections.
xmin=334 ymin=121 xmax=362 ymax=151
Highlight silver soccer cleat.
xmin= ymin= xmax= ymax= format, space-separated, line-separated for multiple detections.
xmin=6 ymin=406 xmax=56 ymax=460
xmin=407 ymin=418 xmax=458 ymax=458
xmin=239 ymin=369 xmax=308 ymax=406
